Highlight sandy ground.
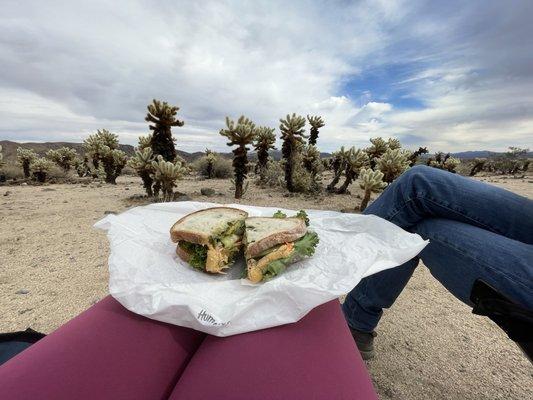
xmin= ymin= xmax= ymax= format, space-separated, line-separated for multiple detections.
xmin=1 ymin=173 xmax=532 ymax=399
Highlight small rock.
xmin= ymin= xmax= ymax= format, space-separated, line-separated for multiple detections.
xmin=125 ymin=187 xmax=130 ymax=191
xmin=16 ymin=289 xmax=30 ymax=295
xmin=63 ymin=200 xmax=68 ymax=203
xmin=200 ymin=188 xmax=216 ymax=196
xmin=3 ymin=191 xmax=11 ymax=196
xmin=104 ymin=210 xmax=117 ymax=215
xmin=42 ymin=188 xmax=56 ymax=192
xmin=21 ymin=182 xmax=28 ymax=186
xmin=96 ymin=184 xmax=102 ymax=188
xmin=18 ymin=308 xmax=33 ymax=315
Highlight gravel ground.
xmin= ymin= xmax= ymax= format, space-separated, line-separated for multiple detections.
xmin=1 ymin=173 xmax=532 ymax=399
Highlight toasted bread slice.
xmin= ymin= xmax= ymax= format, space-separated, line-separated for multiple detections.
xmin=170 ymin=207 xmax=249 ymax=245
xmin=245 ymin=217 xmax=307 ymax=258
xmin=176 ymin=244 xmax=192 ymax=263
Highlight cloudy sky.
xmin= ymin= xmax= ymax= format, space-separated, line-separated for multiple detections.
xmin=1 ymin=0 xmax=532 ymax=152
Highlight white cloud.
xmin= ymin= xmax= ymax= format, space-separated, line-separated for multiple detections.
xmin=0 ymin=0 xmax=532 ymax=153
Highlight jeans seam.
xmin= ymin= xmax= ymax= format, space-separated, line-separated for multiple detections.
xmin=426 ymin=233 xmax=533 ymax=293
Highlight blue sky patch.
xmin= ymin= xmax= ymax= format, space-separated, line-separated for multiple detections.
xmin=341 ymin=62 xmax=427 ymax=110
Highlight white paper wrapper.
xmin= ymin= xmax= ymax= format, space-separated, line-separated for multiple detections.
xmin=95 ymin=201 xmax=427 ymax=336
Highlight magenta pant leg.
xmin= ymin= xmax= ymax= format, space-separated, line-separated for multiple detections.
xmin=0 ymin=296 xmax=205 ymax=400
xmin=169 ymin=300 xmax=378 ymax=400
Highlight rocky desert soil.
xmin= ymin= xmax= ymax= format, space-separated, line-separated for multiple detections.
xmin=1 ymin=173 xmax=532 ymax=399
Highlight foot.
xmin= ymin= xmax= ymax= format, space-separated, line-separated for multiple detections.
xmin=349 ymin=328 xmax=376 ymax=360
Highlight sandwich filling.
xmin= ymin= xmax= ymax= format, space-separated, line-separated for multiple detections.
xmin=246 ymin=211 xmax=319 ymax=283
xmin=178 ymin=219 xmax=245 ymax=273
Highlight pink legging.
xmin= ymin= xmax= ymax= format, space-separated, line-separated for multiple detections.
xmin=0 ymin=296 xmax=377 ymax=400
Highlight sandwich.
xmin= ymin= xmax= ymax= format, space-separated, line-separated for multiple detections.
xmin=244 ymin=210 xmax=319 ymax=283
xmin=170 ymin=207 xmax=248 ymax=273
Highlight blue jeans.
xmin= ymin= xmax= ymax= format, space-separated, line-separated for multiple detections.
xmin=343 ymin=165 xmax=533 ymax=332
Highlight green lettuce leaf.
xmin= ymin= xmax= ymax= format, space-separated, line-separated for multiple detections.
xmin=273 ymin=210 xmax=287 ymax=218
xmin=179 ymin=242 xmax=208 ymax=270
xmin=262 ymin=232 xmax=319 ymax=281
xmin=295 ymin=210 xmax=310 ymax=226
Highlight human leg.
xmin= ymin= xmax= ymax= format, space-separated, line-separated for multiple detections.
xmin=344 ymin=218 xmax=533 ymax=333
xmin=0 ymin=296 xmax=205 ymax=400
xmin=364 ymin=165 xmax=533 ymax=244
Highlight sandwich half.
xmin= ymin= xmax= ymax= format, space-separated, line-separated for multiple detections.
xmin=170 ymin=207 xmax=248 ymax=273
xmin=244 ymin=211 xmax=319 ymax=283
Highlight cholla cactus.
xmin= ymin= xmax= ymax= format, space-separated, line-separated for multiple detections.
xmin=46 ymin=147 xmax=78 ymax=172
xmin=220 ymin=116 xmax=256 ymax=199
xmin=376 ymin=148 xmax=410 ymax=183
xmin=253 ymin=126 xmax=276 ymax=182
xmin=84 ymin=129 xmax=127 ymax=184
xmin=101 ymin=146 xmax=127 ymax=184
xmin=280 ymin=113 xmax=307 ymax=192
xmin=365 ymin=137 xmax=388 ymax=167
xmin=336 ymin=147 xmax=370 ymax=194
xmin=469 ymin=158 xmax=486 ymax=176
xmin=427 ymin=152 xmax=460 ymax=173
xmin=358 ymin=168 xmax=387 ymax=211
xmin=0 ymin=145 xmax=4 ymax=169
xmin=326 ymin=146 xmax=349 ymax=192
xmin=307 ymin=115 xmax=324 ymax=146
xmin=150 ymin=155 xmax=187 ymax=202
xmin=387 ymin=138 xmax=401 ymax=150
xmin=128 ymin=147 xmax=155 ymax=196
xmin=30 ymin=157 xmax=54 ymax=183
xmin=83 ymin=129 xmax=118 ymax=169
xmin=408 ymin=147 xmax=429 ymax=166
xmin=203 ymin=149 xmax=217 ymax=179
xmin=17 ymin=148 xmax=38 ymax=178
xmin=145 ymin=99 xmax=184 ymax=162
xmin=301 ymin=145 xmax=323 ymax=192
xmin=73 ymin=156 xmax=91 ymax=177
xmin=138 ymin=134 xmax=153 ymax=150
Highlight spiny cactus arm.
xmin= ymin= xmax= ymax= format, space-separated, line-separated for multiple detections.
xmin=307 ymin=115 xmax=325 ymax=129
xmin=376 ymin=148 xmax=410 ymax=183
xmin=138 ymin=134 xmax=152 ymax=150
xmin=358 ymin=168 xmax=387 ymax=211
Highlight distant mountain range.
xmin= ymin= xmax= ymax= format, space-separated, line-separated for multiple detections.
xmin=0 ymin=140 xmax=529 ymax=164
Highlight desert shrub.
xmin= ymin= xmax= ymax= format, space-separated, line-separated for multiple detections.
xmin=17 ymin=148 xmax=38 ymax=178
xmin=46 ymin=147 xmax=78 ymax=172
xmin=150 ymin=155 xmax=187 ymax=201
xmin=260 ymin=160 xmax=284 ymax=187
xmin=30 ymin=157 xmax=54 ymax=183
xmin=83 ymin=129 xmax=127 ymax=184
xmin=193 ymin=154 xmax=232 ymax=179
xmin=0 ymin=145 xmax=4 ymax=169
xmin=2 ymin=164 xmax=24 ymax=180
xmin=481 ymin=147 xmax=530 ymax=175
